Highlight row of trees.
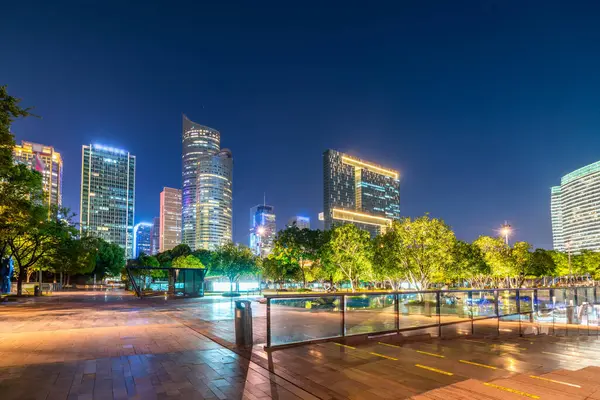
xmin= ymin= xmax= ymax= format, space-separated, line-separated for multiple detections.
xmin=1 ymin=86 xmax=126 ymax=295
xmin=128 ymin=242 xmax=259 ymax=292
xmin=263 ymin=216 xmax=597 ymax=291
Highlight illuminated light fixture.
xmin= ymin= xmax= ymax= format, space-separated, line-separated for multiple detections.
xmin=332 ymin=208 xmax=393 ymax=227
xmin=341 ymin=156 xmax=399 ymax=179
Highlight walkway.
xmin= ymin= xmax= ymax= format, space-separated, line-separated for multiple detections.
xmin=2 ymin=291 xmax=600 ymax=399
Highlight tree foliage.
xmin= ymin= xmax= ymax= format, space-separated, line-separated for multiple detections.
xmin=213 ymin=242 xmax=258 ymax=292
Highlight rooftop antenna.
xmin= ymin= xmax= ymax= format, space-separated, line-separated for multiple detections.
xmin=263 ymin=192 xmax=266 ymax=206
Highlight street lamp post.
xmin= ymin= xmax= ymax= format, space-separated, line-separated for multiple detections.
xmin=501 ymin=222 xmax=511 ymax=246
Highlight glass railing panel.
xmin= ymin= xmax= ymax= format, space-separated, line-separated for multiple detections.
xmin=269 ymin=296 xmax=342 ymax=346
xmin=438 ymin=291 xmax=469 ymax=325
xmin=398 ymin=292 xmax=438 ymax=329
xmin=469 ymin=290 xmax=497 ymax=320
xmin=345 ymin=294 xmax=396 ymax=335
xmin=498 ymin=290 xmax=519 ymax=316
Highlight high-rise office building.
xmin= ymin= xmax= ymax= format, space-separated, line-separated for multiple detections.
xmin=551 ymin=160 xmax=600 ymax=253
xmin=160 ymin=187 xmax=182 ymax=252
xmin=250 ymin=204 xmax=276 ymax=257
xmin=80 ymin=144 xmax=136 ymax=259
xmin=13 ymin=141 xmax=63 ymax=208
xmin=133 ymin=222 xmax=152 ymax=258
xmin=196 ymin=149 xmax=233 ymax=250
xmin=181 ymin=114 xmax=220 ymax=250
xmin=150 ymin=217 xmax=160 ymax=255
xmin=287 ymin=216 xmax=310 ymax=230
xmin=323 ymin=149 xmax=400 ymax=236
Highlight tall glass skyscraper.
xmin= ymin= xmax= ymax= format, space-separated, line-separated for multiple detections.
xmin=133 ymin=222 xmax=152 ymax=258
xmin=250 ymin=204 xmax=276 ymax=257
xmin=323 ymin=149 xmax=400 ymax=236
xmin=195 ymin=149 xmax=233 ymax=250
xmin=160 ymin=187 xmax=182 ymax=252
xmin=13 ymin=141 xmax=63 ymax=208
xmin=182 ymin=114 xmax=220 ymax=250
xmin=150 ymin=217 xmax=160 ymax=255
xmin=80 ymin=144 xmax=136 ymax=259
xmin=551 ymin=160 xmax=600 ymax=253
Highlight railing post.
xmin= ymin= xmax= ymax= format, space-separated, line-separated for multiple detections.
xmin=395 ymin=293 xmax=400 ymax=332
xmin=341 ymin=294 xmax=346 ymax=337
xmin=516 ymin=289 xmax=522 ymax=336
xmin=468 ymin=290 xmax=474 ymax=335
xmin=436 ymin=291 xmax=441 ymax=338
xmin=266 ymin=297 xmax=271 ymax=348
xmin=494 ymin=290 xmax=499 ymax=337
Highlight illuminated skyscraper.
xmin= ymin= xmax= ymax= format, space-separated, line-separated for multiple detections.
xmin=160 ymin=187 xmax=182 ymax=252
xmin=80 ymin=144 xmax=136 ymax=259
xmin=13 ymin=141 xmax=63 ymax=208
xmin=150 ymin=217 xmax=160 ymax=255
xmin=323 ymin=149 xmax=400 ymax=236
xmin=196 ymin=149 xmax=233 ymax=250
xmin=250 ymin=204 xmax=276 ymax=257
xmin=133 ymin=222 xmax=152 ymax=258
xmin=551 ymin=160 xmax=600 ymax=253
xmin=287 ymin=216 xmax=310 ymax=230
xmin=182 ymin=114 xmax=220 ymax=250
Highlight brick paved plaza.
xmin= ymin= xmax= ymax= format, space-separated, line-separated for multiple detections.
xmin=2 ymin=290 xmax=600 ymax=399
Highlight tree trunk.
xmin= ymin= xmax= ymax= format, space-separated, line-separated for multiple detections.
xmin=17 ymin=265 xmax=25 ymax=296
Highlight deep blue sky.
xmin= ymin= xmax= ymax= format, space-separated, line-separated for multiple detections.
xmin=3 ymin=1 xmax=600 ymax=249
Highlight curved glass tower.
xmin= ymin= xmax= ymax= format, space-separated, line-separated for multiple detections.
xmin=196 ymin=149 xmax=233 ymax=250
xmin=182 ymin=115 xmax=220 ymax=250
xmin=551 ymin=160 xmax=600 ymax=253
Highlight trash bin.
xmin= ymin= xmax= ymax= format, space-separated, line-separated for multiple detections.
xmin=235 ymin=300 xmax=253 ymax=347
xmin=34 ymin=285 xmax=41 ymax=297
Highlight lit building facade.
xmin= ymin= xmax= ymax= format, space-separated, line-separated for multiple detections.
xmin=133 ymin=222 xmax=152 ymax=258
xmin=287 ymin=216 xmax=310 ymax=230
xmin=80 ymin=144 xmax=136 ymax=259
xmin=13 ymin=141 xmax=63 ymax=208
xmin=160 ymin=187 xmax=182 ymax=252
xmin=323 ymin=149 xmax=400 ymax=236
xmin=150 ymin=217 xmax=160 ymax=255
xmin=195 ymin=149 xmax=233 ymax=250
xmin=250 ymin=204 xmax=276 ymax=257
xmin=182 ymin=114 xmax=220 ymax=250
xmin=551 ymin=160 xmax=600 ymax=253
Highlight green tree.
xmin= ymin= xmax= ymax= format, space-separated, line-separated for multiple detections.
xmin=214 ymin=242 xmax=258 ymax=293
xmin=529 ymin=249 xmax=556 ymax=286
xmin=474 ymin=236 xmax=513 ymax=287
xmin=270 ymin=227 xmax=323 ymax=287
xmin=511 ymin=241 xmax=533 ymax=287
xmin=48 ymin=235 xmax=97 ymax=287
xmin=383 ymin=216 xmax=456 ymax=290
xmin=171 ymin=244 xmax=191 ymax=259
xmin=261 ymin=256 xmax=300 ymax=289
xmin=172 ymin=254 xmax=205 ymax=269
xmin=91 ymin=238 xmax=126 ymax=279
xmin=193 ymin=249 xmax=215 ymax=271
xmin=0 ymin=86 xmax=34 ymax=176
xmin=373 ymin=228 xmax=406 ymax=290
xmin=449 ymin=240 xmax=490 ymax=288
xmin=323 ymin=224 xmax=372 ymax=292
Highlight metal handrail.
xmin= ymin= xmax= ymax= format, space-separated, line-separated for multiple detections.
xmin=264 ymin=285 xmax=599 ymax=350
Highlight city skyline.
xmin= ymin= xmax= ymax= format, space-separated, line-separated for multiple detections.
xmin=7 ymin=2 xmax=600 ymax=249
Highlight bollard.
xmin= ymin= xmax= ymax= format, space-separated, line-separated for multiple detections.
xmin=234 ymin=300 xmax=253 ymax=347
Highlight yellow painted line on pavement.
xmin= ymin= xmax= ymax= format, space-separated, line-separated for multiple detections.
xmin=416 ymin=350 xmax=445 ymax=358
xmin=463 ymin=339 xmax=487 ymax=344
xmin=483 ymin=382 xmax=540 ymax=399
xmin=529 ymin=375 xmax=581 ymax=388
xmin=369 ymin=352 xmax=398 ymax=360
xmin=415 ymin=364 xmax=453 ymax=376
xmin=378 ymin=342 xmax=402 ymax=349
xmin=541 ymin=351 xmax=576 ymax=358
xmin=459 ymin=360 xmax=497 ymax=370
xmin=334 ymin=343 xmax=355 ymax=350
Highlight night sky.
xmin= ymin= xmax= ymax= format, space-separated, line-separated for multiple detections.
xmin=3 ymin=1 xmax=600 ymax=249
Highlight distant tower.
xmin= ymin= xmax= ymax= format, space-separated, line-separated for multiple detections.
xmin=323 ymin=149 xmax=399 ymax=236
xmin=13 ymin=141 xmax=63 ymax=208
xmin=181 ymin=114 xmax=220 ymax=250
xmin=80 ymin=144 xmax=136 ymax=258
xmin=287 ymin=216 xmax=310 ymax=230
xmin=249 ymin=204 xmax=276 ymax=257
xmin=195 ymin=149 xmax=233 ymax=250
xmin=133 ymin=222 xmax=152 ymax=258
xmin=150 ymin=217 xmax=160 ymax=255
xmin=160 ymin=187 xmax=182 ymax=252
